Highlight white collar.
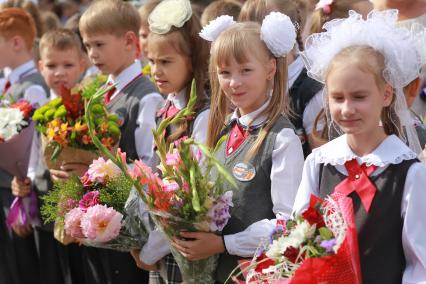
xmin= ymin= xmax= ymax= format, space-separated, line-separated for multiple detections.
xmin=166 ymin=88 xmax=187 ymax=110
xmin=313 ymin=134 xmax=417 ymax=167
xmin=288 ymin=56 xmax=304 ymax=89
xmin=9 ymin=61 xmax=37 ymax=84
xmin=107 ymin=60 xmax=141 ymax=93
xmin=230 ymin=98 xmax=271 ymax=128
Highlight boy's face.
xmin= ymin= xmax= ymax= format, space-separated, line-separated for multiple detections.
xmin=39 ymin=47 xmax=85 ymax=94
xmin=82 ymin=32 xmax=133 ymax=77
xmin=0 ymin=36 xmax=15 ymax=69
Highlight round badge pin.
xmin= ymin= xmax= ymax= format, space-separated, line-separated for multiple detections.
xmin=232 ymin=162 xmax=256 ymax=182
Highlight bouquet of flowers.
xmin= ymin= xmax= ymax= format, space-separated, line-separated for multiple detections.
xmin=233 ymin=193 xmax=361 ymax=284
xmin=32 ymin=75 xmax=120 ymax=170
xmin=0 ymin=100 xmax=40 ymax=228
xmin=84 ymin=80 xmax=236 ymax=284
xmin=41 ymin=153 xmax=149 ymax=251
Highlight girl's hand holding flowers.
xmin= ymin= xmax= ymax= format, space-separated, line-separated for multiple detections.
xmin=172 ymin=232 xmax=225 ymax=261
xmin=130 ymin=249 xmax=160 ymax=271
xmin=11 ymin=177 xmax=31 ymax=197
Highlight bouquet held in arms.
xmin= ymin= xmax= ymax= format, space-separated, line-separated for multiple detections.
xmin=0 ymin=100 xmax=40 ymax=228
xmin=41 ymin=153 xmax=149 ymax=251
xmin=32 ymin=75 xmax=120 ymax=170
xmin=233 ymin=193 xmax=361 ymax=284
xmin=85 ymin=80 xmax=236 ymax=284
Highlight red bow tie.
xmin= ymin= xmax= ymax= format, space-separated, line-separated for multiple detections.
xmin=226 ymin=123 xmax=249 ymax=156
xmin=335 ymin=159 xmax=377 ymax=212
xmin=165 ymin=103 xmax=179 ymax=118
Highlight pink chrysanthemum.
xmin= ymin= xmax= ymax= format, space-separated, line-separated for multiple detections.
xmin=64 ymin=207 xmax=85 ymax=238
xmin=80 ymin=204 xmax=123 ymax=242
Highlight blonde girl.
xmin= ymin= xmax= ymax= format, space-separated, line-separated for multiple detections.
xmin=293 ymin=10 xmax=426 ymax=283
xmin=171 ymin=13 xmax=304 ymax=283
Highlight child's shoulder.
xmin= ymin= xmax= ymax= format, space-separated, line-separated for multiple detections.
xmin=310 ymin=134 xmax=417 ymax=167
xmin=124 ymin=74 xmax=158 ymax=99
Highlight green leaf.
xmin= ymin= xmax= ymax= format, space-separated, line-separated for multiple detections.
xmin=50 ymin=144 xmax=62 ymax=161
xmin=189 ymin=166 xmax=200 ymax=212
xmin=319 ymin=227 xmax=333 ymax=240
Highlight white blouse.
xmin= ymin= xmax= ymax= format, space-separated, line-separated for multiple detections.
xmin=293 ymin=134 xmax=426 ymax=284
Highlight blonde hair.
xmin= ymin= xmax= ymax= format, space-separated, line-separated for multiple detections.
xmin=310 ymin=0 xmax=369 ymax=34
xmin=200 ymin=0 xmax=242 ymax=26
xmin=325 ymin=45 xmax=400 ymax=137
xmin=79 ymin=0 xmax=140 ymax=37
xmin=239 ymin=0 xmax=307 ymax=51
xmin=148 ymin=13 xmax=209 ymax=144
xmin=207 ymin=22 xmax=289 ymax=160
xmin=39 ymin=28 xmax=83 ymax=58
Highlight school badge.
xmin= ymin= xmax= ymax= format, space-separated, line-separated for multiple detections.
xmin=232 ymin=162 xmax=256 ymax=182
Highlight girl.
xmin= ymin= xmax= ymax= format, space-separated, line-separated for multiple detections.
xmin=172 ymin=13 xmax=304 ymax=283
xmin=239 ymin=0 xmax=324 ymax=157
xmin=129 ymin=0 xmax=210 ymax=283
xmin=293 ymin=10 xmax=426 ymax=283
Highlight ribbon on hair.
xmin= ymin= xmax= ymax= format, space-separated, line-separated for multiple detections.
xmin=6 ymin=191 xmax=40 ymax=228
xmin=334 ymin=159 xmax=377 ymax=212
xmin=315 ymin=0 xmax=333 ymax=14
xmin=199 ymin=15 xmax=236 ymax=42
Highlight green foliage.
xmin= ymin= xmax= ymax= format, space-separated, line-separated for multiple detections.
xmin=99 ymin=175 xmax=133 ymax=214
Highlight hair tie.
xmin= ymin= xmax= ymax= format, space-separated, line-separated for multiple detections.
xmin=260 ymin=12 xmax=296 ymax=58
xmin=148 ymin=0 xmax=192 ymax=35
xmin=199 ymin=15 xmax=236 ymax=42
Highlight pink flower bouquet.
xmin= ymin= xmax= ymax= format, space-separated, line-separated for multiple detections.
xmin=41 ymin=154 xmax=149 ymax=251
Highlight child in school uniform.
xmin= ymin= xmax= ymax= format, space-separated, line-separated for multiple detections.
xmin=129 ymin=0 xmax=210 ymax=283
xmin=65 ymin=1 xmax=163 ymax=283
xmin=239 ymin=0 xmax=324 ymax=157
xmin=171 ymin=12 xmax=305 ymax=283
xmin=0 ymin=8 xmax=49 ymax=284
xmin=293 ymin=10 xmax=426 ymax=283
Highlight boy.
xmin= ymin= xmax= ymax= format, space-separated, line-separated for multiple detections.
xmin=0 ymin=7 xmax=48 ymax=284
xmin=79 ymin=1 xmax=163 ymax=283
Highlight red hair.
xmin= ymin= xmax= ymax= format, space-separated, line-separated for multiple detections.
xmin=0 ymin=7 xmax=36 ymax=51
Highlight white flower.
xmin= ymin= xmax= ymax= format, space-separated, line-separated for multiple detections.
xmin=261 ymin=12 xmax=296 ymax=58
xmin=0 ymin=108 xmax=26 ymax=141
xmin=266 ymin=220 xmax=315 ymax=260
xmin=148 ymin=0 xmax=192 ymax=34
xmin=199 ymin=15 xmax=236 ymax=42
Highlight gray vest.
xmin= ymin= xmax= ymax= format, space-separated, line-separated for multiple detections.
xmin=0 ymin=71 xmax=49 ymax=190
xmin=214 ymin=116 xmax=294 ymax=283
xmin=107 ymin=75 xmax=157 ymax=161
xmin=319 ymin=159 xmax=417 ymax=284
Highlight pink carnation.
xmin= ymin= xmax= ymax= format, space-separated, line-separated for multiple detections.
xmin=64 ymin=208 xmax=85 ymax=238
xmin=79 ymin=191 xmax=100 ymax=212
xmin=80 ymin=204 xmax=123 ymax=242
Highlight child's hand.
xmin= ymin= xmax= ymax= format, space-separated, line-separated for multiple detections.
xmin=50 ymin=163 xmax=89 ymax=181
xmin=171 ymin=232 xmax=225 ymax=261
xmin=11 ymin=177 xmax=31 ymax=197
xmin=12 ymin=223 xmax=32 ymax=238
xmin=130 ymin=249 xmax=159 ymax=271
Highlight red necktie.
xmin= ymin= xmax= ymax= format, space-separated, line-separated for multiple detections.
xmin=2 ymin=79 xmax=11 ymax=95
xmin=335 ymin=159 xmax=377 ymax=212
xmin=165 ymin=103 xmax=179 ymax=118
xmin=226 ymin=123 xmax=249 ymax=156
xmin=104 ymin=83 xmax=116 ymax=104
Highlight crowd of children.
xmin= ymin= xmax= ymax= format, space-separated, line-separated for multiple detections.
xmin=1 ymin=0 xmax=426 ymax=284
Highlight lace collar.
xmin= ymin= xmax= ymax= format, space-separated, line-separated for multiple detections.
xmin=312 ymin=134 xmax=417 ymax=167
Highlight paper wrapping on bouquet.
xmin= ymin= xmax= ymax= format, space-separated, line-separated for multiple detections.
xmin=54 ymin=218 xmax=75 ymax=245
xmin=6 ymin=191 xmax=40 ymax=228
xmin=150 ymin=209 xmax=219 ymax=284
xmin=240 ymin=193 xmax=361 ymax=284
xmin=41 ymin=134 xmax=100 ymax=170
xmin=0 ymin=121 xmax=34 ymax=179
xmin=77 ymin=188 xmax=149 ymax=252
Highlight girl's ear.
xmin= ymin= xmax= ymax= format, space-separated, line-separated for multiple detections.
xmin=266 ymin=58 xmax=276 ymax=81
xmin=383 ymin=83 xmax=393 ymax=107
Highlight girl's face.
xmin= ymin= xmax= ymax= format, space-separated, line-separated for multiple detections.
xmin=217 ymin=52 xmax=275 ymax=116
xmin=327 ymin=61 xmax=392 ymax=138
xmin=147 ymin=36 xmax=192 ymax=95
